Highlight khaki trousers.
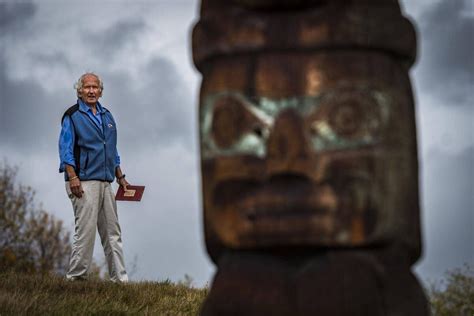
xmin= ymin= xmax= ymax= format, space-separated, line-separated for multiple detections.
xmin=65 ymin=181 xmax=128 ymax=282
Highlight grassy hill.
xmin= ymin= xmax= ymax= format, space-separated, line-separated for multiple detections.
xmin=0 ymin=272 xmax=207 ymax=315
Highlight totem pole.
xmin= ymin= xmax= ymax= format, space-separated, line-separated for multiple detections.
xmin=192 ymin=0 xmax=429 ymax=314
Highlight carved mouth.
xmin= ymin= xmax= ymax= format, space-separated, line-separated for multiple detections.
xmin=210 ymin=174 xmax=376 ymax=245
xmin=213 ymin=176 xmax=339 ymax=223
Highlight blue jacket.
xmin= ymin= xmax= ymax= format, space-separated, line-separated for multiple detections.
xmin=59 ymin=101 xmax=119 ymax=182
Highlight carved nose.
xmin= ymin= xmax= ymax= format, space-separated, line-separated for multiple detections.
xmin=266 ymin=109 xmax=311 ymax=167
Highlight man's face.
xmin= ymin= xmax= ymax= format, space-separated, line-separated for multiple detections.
xmin=199 ymin=53 xmax=419 ymax=256
xmin=79 ymin=75 xmax=102 ymax=106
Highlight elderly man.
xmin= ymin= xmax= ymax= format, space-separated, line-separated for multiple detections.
xmin=59 ymin=72 xmax=129 ymax=282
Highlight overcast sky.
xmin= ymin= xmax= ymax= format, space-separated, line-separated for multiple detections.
xmin=0 ymin=0 xmax=472 ymax=287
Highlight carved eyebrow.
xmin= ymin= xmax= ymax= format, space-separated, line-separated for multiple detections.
xmin=241 ymin=99 xmax=274 ymax=127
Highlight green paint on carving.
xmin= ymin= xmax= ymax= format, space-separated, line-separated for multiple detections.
xmin=200 ymin=88 xmax=392 ymax=159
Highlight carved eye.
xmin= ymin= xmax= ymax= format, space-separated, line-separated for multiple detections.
xmin=328 ymin=101 xmax=363 ymax=138
xmin=307 ymin=90 xmax=386 ymax=151
xmin=211 ymin=95 xmax=263 ymax=149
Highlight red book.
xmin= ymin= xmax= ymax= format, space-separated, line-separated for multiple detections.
xmin=115 ymin=185 xmax=145 ymax=202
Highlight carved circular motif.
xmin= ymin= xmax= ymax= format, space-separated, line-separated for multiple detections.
xmin=328 ymin=101 xmax=363 ymax=138
xmin=211 ymin=95 xmax=248 ymax=148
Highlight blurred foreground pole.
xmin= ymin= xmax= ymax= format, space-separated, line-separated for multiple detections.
xmin=193 ymin=1 xmax=429 ymax=315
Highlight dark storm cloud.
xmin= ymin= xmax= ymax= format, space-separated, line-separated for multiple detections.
xmin=417 ymin=145 xmax=474 ymax=279
xmin=0 ymin=1 xmax=36 ymax=32
xmin=0 ymin=0 xmax=38 ymax=139
xmin=0 ymin=3 xmax=192 ymax=151
xmin=0 ymin=57 xmax=193 ymax=154
xmin=0 ymin=71 xmax=71 ymax=149
xmin=85 ymin=19 xmax=147 ymax=59
xmin=103 ymin=57 xmax=195 ymax=150
xmin=415 ymin=0 xmax=473 ymax=106
xmin=30 ymin=51 xmax=72 ymax=71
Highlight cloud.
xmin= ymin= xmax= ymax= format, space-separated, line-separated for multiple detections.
xmin=0 ymin=74 xmax=63 ymax=148
xmin=413 ymin=0 xmax=473 ymax=107
xmin=0 ymin=2 xmax=195 ymax=152
xmin=0 ymin=1 xmax=37 ymax=130
xmin=85 ymin=19 xmax=147 ymax=60
xmin=415 ymin=145 xmax=474 ymax=281
xmin=0 ymin=1 xmax=36 ymax=32
xmin=102 ymin=57 xmax=195 ymax=151
xmin=401 ymin=0 xmax=473 ymax=153
xmin=415 ymin=91 xmax=474 ymax=154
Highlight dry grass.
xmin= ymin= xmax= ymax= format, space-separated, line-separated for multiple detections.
xmin=0 ymin=271 xmax=208 ymax=315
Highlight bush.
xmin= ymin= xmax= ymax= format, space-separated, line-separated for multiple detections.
xmin=428 ymin=264 xmax=474 ymax=316
xmin=0 ymin=162 xmax=71 ymax=275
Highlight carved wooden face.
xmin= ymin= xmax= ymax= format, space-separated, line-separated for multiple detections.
xmin=199 ymin=53 xmax=419 ymax=258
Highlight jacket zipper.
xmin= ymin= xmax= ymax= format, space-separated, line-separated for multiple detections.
xmin=101 ymin=113 xmax=107 ymax=181
xmin=82 ymin=111 xmax=107 ymax=181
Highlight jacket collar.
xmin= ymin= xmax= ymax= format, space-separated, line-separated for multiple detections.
xmin=78 ymin=99 xmax=106 ymax=114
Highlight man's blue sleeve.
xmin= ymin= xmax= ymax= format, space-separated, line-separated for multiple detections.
xmin=115 ymin=120 xmax=120 ymax=167
xmin=115 ymin=150 xmax=121 ymax=168
xmin=58 ymin=116 xmax=76 ymax=173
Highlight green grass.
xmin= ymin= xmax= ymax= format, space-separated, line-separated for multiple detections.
xmin=0 ymin=272 xmax=208 ymax=315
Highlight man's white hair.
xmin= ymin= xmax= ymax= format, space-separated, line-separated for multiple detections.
xmin=74 ymin=72 xmax=104 ymax=97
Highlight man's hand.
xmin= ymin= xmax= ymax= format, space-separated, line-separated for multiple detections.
xmin=70 ymin=177 xmax=84 ymax=198
xmin=115 ymin=166 xmax=129 ymax=190
xmin=118 ymin=177 xmax=130 ymax=191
